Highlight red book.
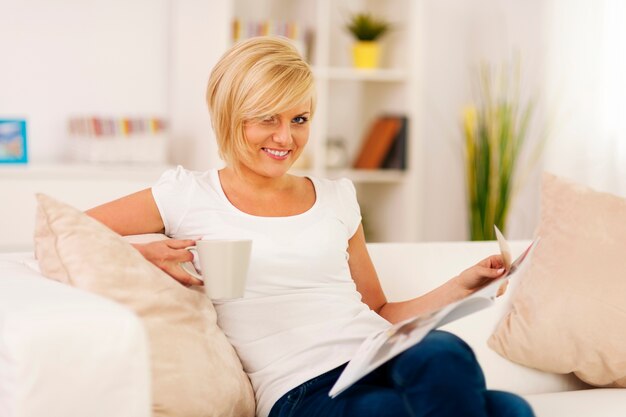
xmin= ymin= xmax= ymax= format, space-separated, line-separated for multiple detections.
xmin=353 ymin=116 xmax=403 ymax=169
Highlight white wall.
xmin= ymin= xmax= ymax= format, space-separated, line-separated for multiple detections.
xmin=418 ymin=0 xmax=547 ymax=240
xmin=168 ymin=0 xmax=231 ymax=170
xmin=0 ymin=0 xmax=231 ymax=170
xmin=0 ymin=0 xmax=169 ymax=163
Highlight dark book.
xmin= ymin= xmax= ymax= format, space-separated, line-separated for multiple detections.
xmin=381 ymin=116 xmax=408 ymax=170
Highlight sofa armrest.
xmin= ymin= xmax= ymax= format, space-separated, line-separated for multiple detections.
xmin=0 ymin=255 xmax=151 ymax=417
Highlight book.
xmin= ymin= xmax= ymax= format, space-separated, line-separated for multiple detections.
xmin=328 ymin=228 xmax=539 ymax=398
xmin=380 ymin=116 xmax=408 ymax=170
xmin=353 ymin=116 xmax=403 ymax=169
xmin=0 ymin=119 xmax=28 ymax=164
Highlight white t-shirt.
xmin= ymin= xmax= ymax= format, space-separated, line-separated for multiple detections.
xmin=152 ymin=166 xmax=390 ymax=417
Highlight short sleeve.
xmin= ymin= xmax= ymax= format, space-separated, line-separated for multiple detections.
xmin=335 ymin=178 xmax=362 ymax=238
xmin=151 ymin=165 xmax=195 ymax=236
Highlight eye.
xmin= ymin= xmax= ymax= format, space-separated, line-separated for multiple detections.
xmin=292 ymin=115 xmax=309 ymax=125
xmin=260 ymin=115 xmax=277 ymax=124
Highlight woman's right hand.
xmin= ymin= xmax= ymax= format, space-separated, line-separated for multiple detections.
xmin=132 ymin=239 xmax=203 ymax=287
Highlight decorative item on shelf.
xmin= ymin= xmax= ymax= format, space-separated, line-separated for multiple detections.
xmin=325 ymin=137 xmax=348 ymax=169
xmin=232 ymin=18 xmax=313 ymax=62
xmin=0 ymin=119 xmax=28 ymax=164
xmin=463 ymin=59 xmax=545 ymax=241
xmin=353 ymin=115 xmax=407 ymax=170
xmin=345 ymin=12 xmax=391 ymax=69
xmin=67 ymin=116 xmax=168 ymax=164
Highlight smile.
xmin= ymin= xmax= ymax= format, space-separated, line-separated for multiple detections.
xmin=262 ymin=148 xmax=290 ymax=159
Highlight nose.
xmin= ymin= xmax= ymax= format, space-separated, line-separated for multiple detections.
xmin=272 ymin=120 xmax=292 ymax=146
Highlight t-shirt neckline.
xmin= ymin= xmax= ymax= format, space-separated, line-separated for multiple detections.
xmin=209 ymin=169 xmax=319 ymax=219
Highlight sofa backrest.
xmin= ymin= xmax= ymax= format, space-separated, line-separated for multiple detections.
xmin=367 ymin=240 xmax=531 ymax=302
xmin=0 ymin=165 xmax=167 ymax=251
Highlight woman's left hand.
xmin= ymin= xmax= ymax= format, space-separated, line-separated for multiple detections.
xmin=452 ymin=255 xmax=506 ymax=297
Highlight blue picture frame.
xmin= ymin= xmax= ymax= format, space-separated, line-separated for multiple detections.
xmin=0 ymin=119 xmax=28 ymax=164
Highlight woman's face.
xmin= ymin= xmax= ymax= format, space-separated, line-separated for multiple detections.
xmin=240 ymin=101 xmax=311 ymax=179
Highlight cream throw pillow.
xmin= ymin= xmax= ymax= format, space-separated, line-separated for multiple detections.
xmin=33 ymin=194 xmax=256 ymax=417
xmin=489 ymin=173 xmax=626 ymax=387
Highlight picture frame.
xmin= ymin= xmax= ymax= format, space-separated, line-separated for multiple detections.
xmin=0 ymin=119 xmax=28 ymax=164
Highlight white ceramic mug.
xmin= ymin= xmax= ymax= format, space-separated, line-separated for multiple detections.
xmin=181 ymin=239 xmax=252 ymax=300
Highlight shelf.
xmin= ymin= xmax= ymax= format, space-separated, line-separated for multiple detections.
xmin=232 ymin=0 xmax=420 ymax=241
xmin=313 ymin=66 xmax=407 ymax=82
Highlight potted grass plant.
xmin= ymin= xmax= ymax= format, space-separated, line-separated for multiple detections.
xmin=345 ymin=12 xmax=390 ymax=69
xmin=463 ymin=61 xmax=543 ymax=241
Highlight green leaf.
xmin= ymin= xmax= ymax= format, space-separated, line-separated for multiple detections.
xmin=346 ymin=13 xmax=390 ymax=41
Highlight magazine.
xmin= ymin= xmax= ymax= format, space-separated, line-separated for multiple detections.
xmin=328 ymin=227 xmax=539 ymax=398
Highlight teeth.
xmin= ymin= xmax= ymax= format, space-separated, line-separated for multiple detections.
xmin=264 ymin=148 xmax=288 ymax=157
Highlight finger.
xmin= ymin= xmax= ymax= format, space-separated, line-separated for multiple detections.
xmin=184 ymin=276 xmax=204 ymax=286
xmin=177 ymin=262 xmax=204 ymax=286
xmin=476 ymin=265 xmax=506 ymax=278
xmin=169 ymin=266 xmax=204 ymax=287
xmin=493 ymin=256 xmax=505 ymax=269
xmin=166 ymin=239 xmax=197 ymax=249
xmin=176 ymin=249 xmax=195 ymax=263
xmin=179 ymin=277 xmax=204 ymax=287
xmin=482 ymin=255 xmax=505 ymax=269
xmin=163 ymin=262 xmax=204 ymax=287
xmin=160 ymin=246 xmax=195 ymax=263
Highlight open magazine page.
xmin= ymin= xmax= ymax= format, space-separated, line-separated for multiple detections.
xmin=329 ymin=233 xmax=539 ymax=398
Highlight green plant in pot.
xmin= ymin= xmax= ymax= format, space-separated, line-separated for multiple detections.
xmin=346 ymin=12 xmax=390 ymax=69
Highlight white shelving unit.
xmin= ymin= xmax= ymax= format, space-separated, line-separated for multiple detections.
xmin=233 ymin=0 xmax=422 ymax=242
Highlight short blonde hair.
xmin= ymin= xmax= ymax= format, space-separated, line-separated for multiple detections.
xmin=206 ymin=36 xmax=316 ymax=167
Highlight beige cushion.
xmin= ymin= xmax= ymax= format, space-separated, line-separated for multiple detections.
xmin=33 ymin=194 xmax=255 ymax=417
xmin=488 ymin=173 xmax=626 ymax=387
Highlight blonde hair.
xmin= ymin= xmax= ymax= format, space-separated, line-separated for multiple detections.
xmin=206 ymin=36 xmax=316 ymax=167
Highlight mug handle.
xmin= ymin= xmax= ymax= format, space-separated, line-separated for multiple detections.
xmin=180 ymin=246 xmax=203 ymax=281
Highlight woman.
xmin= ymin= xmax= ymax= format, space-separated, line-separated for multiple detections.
xmin=87 ymin=36 xmax=534 ymax=417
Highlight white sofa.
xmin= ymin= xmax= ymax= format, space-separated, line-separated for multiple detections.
xmin=1 ymin=241 xmax=625 ymax=417
xmin=0 ymin=168 xmax=624 ymax=416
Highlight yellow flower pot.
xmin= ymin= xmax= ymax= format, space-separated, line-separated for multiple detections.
xmin=352 ymin=41 xmax=380 ymax=69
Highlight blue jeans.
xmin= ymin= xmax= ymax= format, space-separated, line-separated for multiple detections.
xmin=268 ymin=330 xmax=534 ymax=417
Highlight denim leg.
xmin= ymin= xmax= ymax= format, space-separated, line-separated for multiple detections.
xmin=387 ymin=330 xmax=490 ymax=417
xmin=484 ymin=390 xmax=535 ymax=417
xmin=270 ymin=330 xmax=529 ymax=417
xmin=270 ymin=364 xmax=412 ymax=417
xmin=301 ymin=384 xmax=411 ymax=417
